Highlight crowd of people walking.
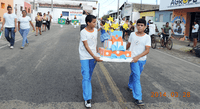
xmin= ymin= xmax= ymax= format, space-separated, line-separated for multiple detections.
xmin=0 ymin=6 xmax=52 ymax=49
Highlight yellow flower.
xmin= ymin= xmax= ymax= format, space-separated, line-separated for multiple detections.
xmin=104 ymin=23 xmax=110 ymax=28
xmin=123 ymin=23 xmax=129 ymax=30
xmin=104 ymin=26 xmax=110 ymax=32
xmin=111 ymin=23 xmax=119 ymax=29
xmin=111 ymin=29 xmax=114 ymax=33
xmin=107 ymin=16 xmax=114 ymax=22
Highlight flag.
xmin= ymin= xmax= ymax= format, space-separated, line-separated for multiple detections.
xmin=58 ymin=18 xmax=66 ymax=25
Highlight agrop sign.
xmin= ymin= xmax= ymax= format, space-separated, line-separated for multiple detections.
xmin=160 ymin=0 xmax=200 ymax=10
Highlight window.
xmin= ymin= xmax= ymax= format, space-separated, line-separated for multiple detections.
xmin=62 ymin=11 xmax=69 ymax=16
xmin=159 ymin=14 xmax=164 ymax=22
xmin=1 ymin=2 xmax=5 ymax=9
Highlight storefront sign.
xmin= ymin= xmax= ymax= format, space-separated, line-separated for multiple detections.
xmin=160 ymin=0 xmax=200 ymax=10
xmin=70 ymin=11 xmax=83 ymax=16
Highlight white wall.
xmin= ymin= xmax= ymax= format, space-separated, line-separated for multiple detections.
xmin=37 ymin=8 xmax=83 ymax=22
xmin=154 ymin=22 xmax=172 ymax=33
xmin=131 ymin=12 xmax=140 ymax=22
xmin=14 ymin=0 xmax=25 ymax=18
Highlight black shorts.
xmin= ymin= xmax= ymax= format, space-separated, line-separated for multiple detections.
xmin=192 ymin=33 xmax=198 ymax=38
xmin=36 ymin=21 xmax=42 ymax=27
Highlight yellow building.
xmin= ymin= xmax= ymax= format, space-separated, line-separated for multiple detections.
xmin=139 ymin=9 xmax=158 ymax=22
xmin=0 ymin=0 xmax=13 ymax=22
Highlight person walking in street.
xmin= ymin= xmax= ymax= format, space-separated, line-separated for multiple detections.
xmin=35 ymin=12 xmax=42 ymax=36
xmin=46 ymin=11 xmax=52 ymax=30
xmin=18 ymin=10 xmax=35 ymax=49
xmin=42 ymin=13 xmax=48 ymax=32
xmin=79 ymin=15 xmax=102 ymax=108
xmin=80 ymin=10 xmax=89 ymax=31
xmin=126 ymin=18 xmax=151 ymax=106
xmin=1 ymin=6 xmax=17 ymax=49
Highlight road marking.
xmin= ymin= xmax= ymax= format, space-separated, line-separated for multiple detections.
xmin=95 ymin=70 xmax=112 ymax=103
xmin=154 ymin=49 xmax=200 ymax=68
xmin=98 ymin=62 xmax=128 ymax=109
xmin=35 ymin=60 xmax=42 ymax=69
xmin=41 ymin=55 xmax=47 ymax=60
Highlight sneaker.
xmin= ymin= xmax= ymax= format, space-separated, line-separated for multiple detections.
xmin=10 ymin=46 xmax=14 ymax=49
xmin=135 ymin=100 xmax=144 ymax=106
xmin=25 ymin=43 xmax=29 ymax=47
xmin=85 ymin=100 xmax=91 ymax=108
xmin=20 ymin=46 xmax=24 ymax=49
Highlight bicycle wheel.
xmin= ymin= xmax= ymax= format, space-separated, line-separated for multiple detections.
xmin=166 ymin=39 xmax=173 ymax=50
xmin=151 ymin=36 xmax=157 ymax=49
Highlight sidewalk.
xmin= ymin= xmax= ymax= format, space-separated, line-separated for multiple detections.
xmin=172 ymin=39 xmax=200 ymax=52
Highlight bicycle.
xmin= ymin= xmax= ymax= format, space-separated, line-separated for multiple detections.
xmin=160 ymin=33 xmax=173 ymax=50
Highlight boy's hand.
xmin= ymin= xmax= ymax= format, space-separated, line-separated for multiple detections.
xmin=94 ymin=56 xmax=103 ymax=62
xmin=131 ymin=56 xmax=139 ymax=63
xmin=0 ymin=28 xmax=3 ymax=31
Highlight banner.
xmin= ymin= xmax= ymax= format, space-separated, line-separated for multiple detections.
xmin=160 ymin=0 xmax=200 ymax=10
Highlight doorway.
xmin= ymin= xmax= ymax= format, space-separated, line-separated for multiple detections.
xmin=189 ymin=12 xmax=200 ymax=41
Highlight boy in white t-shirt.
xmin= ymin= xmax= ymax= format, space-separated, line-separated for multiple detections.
xmin=126 ymin=18 xmax=151 ymax=106
xmin=79 ymin=15 xmax=102 ymax=108
xmin=1 ymin=6 xmax=17 ymax=49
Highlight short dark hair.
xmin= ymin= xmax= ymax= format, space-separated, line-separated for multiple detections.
xmin=7 ymin=6 xmax=12 ymax=10
xmin=166 ymin=22 xmax=169 ymax=25
xmin=101 ymin=20 xmax=105 ymax=25
xmin=137 ymin=19 xmax=146 ymax=26
xmin=85 ymin=15 xmax=96 ymax=25
xmin=194 ymin=20 xmax=198 ymax=23
xmin=22 ymin=10 xmax=27 ymax=14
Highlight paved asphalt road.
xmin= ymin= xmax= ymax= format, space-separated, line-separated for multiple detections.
xmin=0 ymin=24 xmax=200 ymax=109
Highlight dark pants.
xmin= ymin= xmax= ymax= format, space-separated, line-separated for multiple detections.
xmin=5 ymin=27 xmax=15 ymax=46
xmin=163 ymin=34 xmax=169 ymax=43
xmin=80 ymin=24 xmax=86 ymax=31
xmin=47 ymin=21 xmax=51 ymax=30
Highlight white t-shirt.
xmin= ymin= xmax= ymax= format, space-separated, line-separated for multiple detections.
xmin=149 ymin=24 xmax=155 ymax=36
xmin=79 ymin=28 xmax=98 ymax=60
xmin=80 ymin=15 xmax=87 ymax=25
xmin=192 ymin=24 xmax=199 ymax=33
xmin=128 ymin=32 xmax=151 ymax=61
xmin=3 ymin=13 xmax=17 ymax=28
xmin=18 ymin=16 xmax=31 ymax=29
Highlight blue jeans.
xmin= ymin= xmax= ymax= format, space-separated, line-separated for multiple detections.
xmin=80 ymin=59 xmax=97 ymax=101
xmin=128 ymin=60 xmax=146 ymax=100
xmin=19 ymin=29 xmax=29 ymax=47
xmin=5 ymin=27 xmax=15 ymax=46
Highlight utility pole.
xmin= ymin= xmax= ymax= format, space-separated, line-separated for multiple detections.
xmin=33 ymin=0 xmax=35 ymax=10
xmin=51 ymin=0 xmax=53 ymax=12
xmin=156 ymin=0 xmax=157 ymax=5
xmin=98 ymin=3 xmax=100 ymax=18
xmin=141 ymin=0 xmax=142 ymax=10
xmin=117 ymin=0 xmax=119 ymax=23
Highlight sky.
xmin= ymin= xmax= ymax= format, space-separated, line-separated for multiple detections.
xmin=98 ymin=0 xmax=160 ymax=17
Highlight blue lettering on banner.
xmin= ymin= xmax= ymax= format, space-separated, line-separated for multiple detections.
xmin=169 ymin=0 xmax=199 ymax=7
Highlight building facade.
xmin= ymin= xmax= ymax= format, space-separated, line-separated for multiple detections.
xmin=160 ymin=0 xmax=200 ymax=40
xmin=0 ymin=0 xmax=14 ymax=22
xmin=119 ymin=2 xmax=159 ymax=21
